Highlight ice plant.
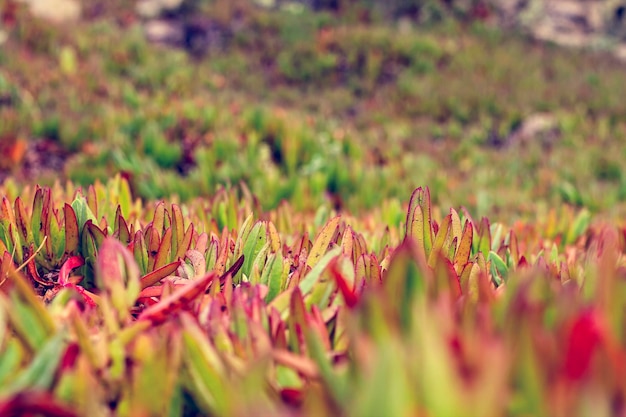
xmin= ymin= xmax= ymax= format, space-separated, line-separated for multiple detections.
xmin=0 ymin=179 xmax=624 ymax=416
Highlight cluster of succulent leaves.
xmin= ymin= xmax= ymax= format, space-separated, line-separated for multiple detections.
xmin=0 ymin=176 xmax=624 ymax=416
xmin=2 ymin=0 xmax=626 ymax=220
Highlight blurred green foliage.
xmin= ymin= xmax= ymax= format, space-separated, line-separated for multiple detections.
xmin=1 ymin=0 xmax=626 ymax=222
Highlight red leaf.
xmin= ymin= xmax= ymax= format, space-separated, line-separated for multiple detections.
xmin=280 ymin=388 xmax=303 ymax=407
xmin=562 ymin=309 xmax=603 ymax=381
xmin=329 ymin=259 xmax=358 ymax=308
xmin=138 ymin=272 xmax=216 ymax=325
xmin=58 ymin=256 xmax=84 ymax=286
xmin=0 ymin=391 xmax=78 ymax=417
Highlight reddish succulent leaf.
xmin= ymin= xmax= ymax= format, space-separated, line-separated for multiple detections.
xmin=114 ymin=206 xmax=131 ymax=246
xmin=154 ymin=227 xmax=172 ymax=270
xmin=341 ymin=225 xmax=354 ymax=260
xmin=133 ymin=230 xmax=148 ymax=275
xmin=174 ymin=224 xmax=194 ymax=262
xmin=138 ymin=285 xmax=164 ymax=299
xmin=428 ymin=213 xmax=451 ymax=268
xmin=140 ymin=260 xmax=181 ymax=289
xmin=272 ymin=349 xmax=319 ymax=379
xmin=138 ymin=271 xmax=216 ymax=325
xmin=214 ymin=227 xmax=229 ymax=276
xmin=0 ymin=391 xmax=78 ymax=417
xmin=268 ymin=221 xmax=281 ymax=253
xmin=87 ymin=185 xmax=98 ymax=219
xmin=280 ymin=388 xmax=304 ymax=407
xmin=454 ymin=220 xmax=473 ymax=274
xmin=508 ymin=230 xmax=519 ymax=266
xmin=355 ymin=233 xmax=367 ymax=267
xmin=518 ymin=256 xmax=528 ymax=268
xmin=307 ymin=216 xmax=340 ymax=268
xmin=14 ymin=197 xmax=30 ymax=243
xmin=85 ymin=221 xmax=106 ymax=246
xmin=562 ymin=309 xmax=603 ymax=381
xmin=151 ymin=201 xmax=166 ymax=235
xmin=147 ymin=226 xmax=161 ymax=271
xmin=60 ymin=342 xmax=80 ymax=371
xmin=420 ymin=187 xmax=434 ymax=254
xmin=405 ymin=187 xmax=421 ymax=238
xmin=433 ymin=254 xmax=462 ymax=299
xmin=406 ymin=205 xmax=425 ymax=260
xmin=58 ymin=255 xmax=84 ymax=286
xmin=96 ymin=237 xmax=139 ymax=313
xmin=450 ymin=208 xmax=462 ymax=245
xmin=288 ymin=287 xmax=309 ymax=354
xmin=0 ymin=250 xmax=16 ymax=289
xmin=63 ymin=204 xmax=79 ymax=256
xmin=355 ymin=254 xmax=367 ymax=289
xmin=0 ymin=196 xmax=14 ymax=225
xmin=30 ymin=188 xmax=49 ymax=254
xmin=220 ymin=255 xmax=245 ymax=286
xmin=309 ymin=305 xmax=331 ymax=351
xmin=330 ymin=260 xmax=358 ymax=308
xmin=171 ymin=203 xmax=185 ymax=259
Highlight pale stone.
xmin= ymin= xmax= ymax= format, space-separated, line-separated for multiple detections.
xmin=507 ymin=113 xmax=560 ymax=148
xmin=21 ymin=0 xmax=81 ymax=23
xmin=144 ymin=19 xmax=183 ymax=44
xmin=136 ymin=0 xmax=185 ymax=18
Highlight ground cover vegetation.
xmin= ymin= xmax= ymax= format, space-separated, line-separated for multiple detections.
xmin=1 ymin=0 xmax=626 ymax=416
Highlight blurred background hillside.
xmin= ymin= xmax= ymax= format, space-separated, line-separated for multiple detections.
xmin=2 ymin=0 xmax=626 ymax=222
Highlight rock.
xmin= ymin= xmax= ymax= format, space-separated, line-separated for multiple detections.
xmin=20 ymin=0 xmax=80 ymax=23
xmin=144 ymin=19 xmax=184 ymax=44
xmin=491 ymin=0 xmax=626 ymax=59
xmin=506 ymin=113 xmax=561 ymax=149
xmin=136 ymin=0 xmax=185 ymax=19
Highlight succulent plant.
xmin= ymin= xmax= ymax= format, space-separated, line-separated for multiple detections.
xmin=0 ymin=178 xmax=624 ymax=416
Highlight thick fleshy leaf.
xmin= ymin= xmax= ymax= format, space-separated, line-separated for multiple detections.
xmin=2 ymin=331 xmax=66 ymax=395
xmin=307 ymin=216 xmax=340 ymax=269
xmin=242 ymin=221 xmax=267 ymax=280
xmin=63 ymin=204 xmax=79 ymax=257
xmin=140 ymin=260 xmax=181 ymax=289
xmin=138 ymin=272 xmax=215 ymax=325
xmin=96 ymin=237 xmax=141 ymax=319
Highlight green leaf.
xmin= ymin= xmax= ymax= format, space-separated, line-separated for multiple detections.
xmin=114 ymin=206 xmax=131 ymax=246
xmin=2 ymin=330 xmax=67 ymax=395
xmin=242 ymin=221 xmax=267 ymax=280
xmin=261 ymin=254 xmax=281 ymax=301
xmin=270 ymin=247 xmax=341 ymax=314
xmin=488 ymin=250 xmax=508 ymax=285
xmin=180 ymin=313 xmax=228 ymax=416
xmin=71 ymin=194 xmax=98 ymax=236
xmin=384 ymin=241 xmax=425 ymax=332
xmin=0 ymin=339 xmax=22 ymax=387
xmin=300 ymin=246 xmax=342 ymax=296
xmin=477 ymin=217 xmax=491 ymax=258
xmin=565 ymin=209 xmax=590 ymax=245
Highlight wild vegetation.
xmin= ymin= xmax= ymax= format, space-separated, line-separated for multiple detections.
xmin=1 ymin=0 xmax=626 ymax=416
